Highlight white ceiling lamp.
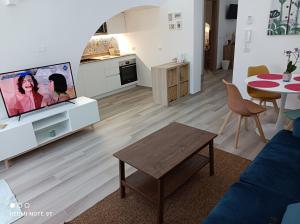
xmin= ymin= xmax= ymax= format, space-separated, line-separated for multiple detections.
xmin=3 ymin=0 xmax=17 ymax=6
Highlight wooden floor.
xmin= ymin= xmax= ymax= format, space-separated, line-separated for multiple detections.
xmin=0 ymin=69 xmax=276 ymax=224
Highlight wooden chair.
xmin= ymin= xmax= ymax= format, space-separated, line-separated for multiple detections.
xmin=219 ymin=80 xmax=267 ymax=149
xmin=248 ymin=65 xmax=280 ymax=113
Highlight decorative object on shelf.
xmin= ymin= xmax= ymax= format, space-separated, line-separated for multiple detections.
xmin=283 ymin=48 xmax=299 ymax=82
xmin=268 ymin=0 xmax=300 ymax=36
xmin=49 ymin=130 xmax=56 ymax=138
xmin=177 ymin=53 xmax=185 ymax=63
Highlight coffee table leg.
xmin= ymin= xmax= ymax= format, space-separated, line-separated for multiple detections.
xmin=209 ymin=140 xmax=214 ymax=176
xmin=119 ymin=160 xmax=126 ymax=198
xmin=157 ymin=179 xmax=164 ymax=224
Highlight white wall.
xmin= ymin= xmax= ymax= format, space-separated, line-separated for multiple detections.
xmin=0 ymin=0 xmax=162 ymax=119
xmin=217 ymin=0 xmax=238 ymax=69
xmin=0 ymin=0 xmax=204 ymax=119
xmin=233 ymin=0 xmax=300 ymax=109
xmin=123 ymin=0 xmax=204 ymax=93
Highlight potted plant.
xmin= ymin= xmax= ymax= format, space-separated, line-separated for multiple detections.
xmin=283 ymin=48 xmax=300 ymax=82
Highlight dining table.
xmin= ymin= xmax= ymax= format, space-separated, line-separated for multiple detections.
xmin=246 ymin=73 xmax=300 ymax=139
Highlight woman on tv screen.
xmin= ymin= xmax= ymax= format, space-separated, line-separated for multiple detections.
xmin=14 ymin=72 xmax=43 ymax=115
xmin=44 ymin=73 xmax=70 ymax=105
xmin=0 ymin=62 xmax=77 ymax=118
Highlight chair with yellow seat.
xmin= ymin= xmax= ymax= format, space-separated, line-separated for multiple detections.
xmin=248 ymin=65 xmax=281 ymax=113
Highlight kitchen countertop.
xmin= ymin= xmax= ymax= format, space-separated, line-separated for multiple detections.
xmin=80 ymin=54 xmax=136 ymax=64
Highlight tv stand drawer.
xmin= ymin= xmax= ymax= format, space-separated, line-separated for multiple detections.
xmin=0 ymin=123 xmax=37 ymax=161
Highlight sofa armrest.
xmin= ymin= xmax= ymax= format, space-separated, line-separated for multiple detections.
xmin=294 ymin=118 xmax=300 ymax=138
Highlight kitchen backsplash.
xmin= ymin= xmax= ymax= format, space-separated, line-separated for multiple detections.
xmin=83 ymin=36 xmax=120 ymax=56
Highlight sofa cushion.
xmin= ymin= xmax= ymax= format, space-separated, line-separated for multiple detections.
xmin=240 ymin=130 xmax=300 ymax=200
xmin=281 ymin=203 xmax=300 ymax=224
xmin=271 ymin=129 xmax=300 ymax=148
xmin=203 ymin=182 xmax=296 ymax=224
xmin=293 ymin=118 xmax=300 ymax=138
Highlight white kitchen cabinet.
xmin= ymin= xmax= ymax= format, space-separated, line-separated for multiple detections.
xmin=78 ymin=62 xmax=108 ymax=98
xmin=106 ymin=74 xmax=122 ymax=91
xmin=78 ymin=55 xmax=136 ymax=98
xmin=104 ymin=60 xmax=121 ymax=91
xmin=107 ymin=13 xmax=127 ymax=34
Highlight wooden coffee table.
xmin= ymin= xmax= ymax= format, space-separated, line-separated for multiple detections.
xmin=113 ymin=122 xmax=217 ymax=224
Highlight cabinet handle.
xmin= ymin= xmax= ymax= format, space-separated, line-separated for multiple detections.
xmin=106 ymin=73 xmax=120 ymax=78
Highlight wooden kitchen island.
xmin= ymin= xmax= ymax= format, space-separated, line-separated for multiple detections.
xmin=114 ymin=122 xmax=217 ymax=224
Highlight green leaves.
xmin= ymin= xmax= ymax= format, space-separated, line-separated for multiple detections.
xmin=270 ymin=10 xmax=280 ymax=18
xmin=290 ymin=27 xmax=300 ymax=33
xmin=268 ymin=19 xmax=287 ymax=35
xmin=286 ymin=61 xmax=298 ymax=73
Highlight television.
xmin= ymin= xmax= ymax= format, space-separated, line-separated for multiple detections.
xmin=226 ymin=4 xmax=238 ymax=20
xmin=0 ymin=62 xmax=77 ymax=118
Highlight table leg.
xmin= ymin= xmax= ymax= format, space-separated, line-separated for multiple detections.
xmin=119 ymin=160 xmax=126 ymax=198
xmin=275 ymin=93 xmax=288 ymax=132
xmin=209 ymin=141 xmax=214 ymax=176
xmin=257 ymin=93 xmax=288 ymax=140
xmin=157 ymin=179 xmax=164 ymax=224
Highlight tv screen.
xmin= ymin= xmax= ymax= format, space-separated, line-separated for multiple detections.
xmin=0 ymin=62 xmax=77 ymax=118
xmin=226 ymin=4 xmax=238 ymax=20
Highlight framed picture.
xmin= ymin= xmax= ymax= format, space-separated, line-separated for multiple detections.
xmin=174 ymin=12 xmax=182 ymax=20
xmin=176 ymin=21 xmax=183 ymax=30
xmin=168 ymin=13 xmax=173 ymax=22
xmin=169 ymin=23 xmax=176 ymax=30
xmin=268 ymin=0 xmax=300 ymax=35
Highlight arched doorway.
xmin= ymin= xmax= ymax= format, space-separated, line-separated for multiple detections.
xmin=76 ymin=6 xmax=159 ymax=99
xmin=0 ymin=0 xmax=162 ymax=119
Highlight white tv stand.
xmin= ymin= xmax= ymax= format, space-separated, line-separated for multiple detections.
xmin=0 ymin=97 xmax=100 ymax=168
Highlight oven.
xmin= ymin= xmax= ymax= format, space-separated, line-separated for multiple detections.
xmin=119 ymin=59 xmax=137 ymax=85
